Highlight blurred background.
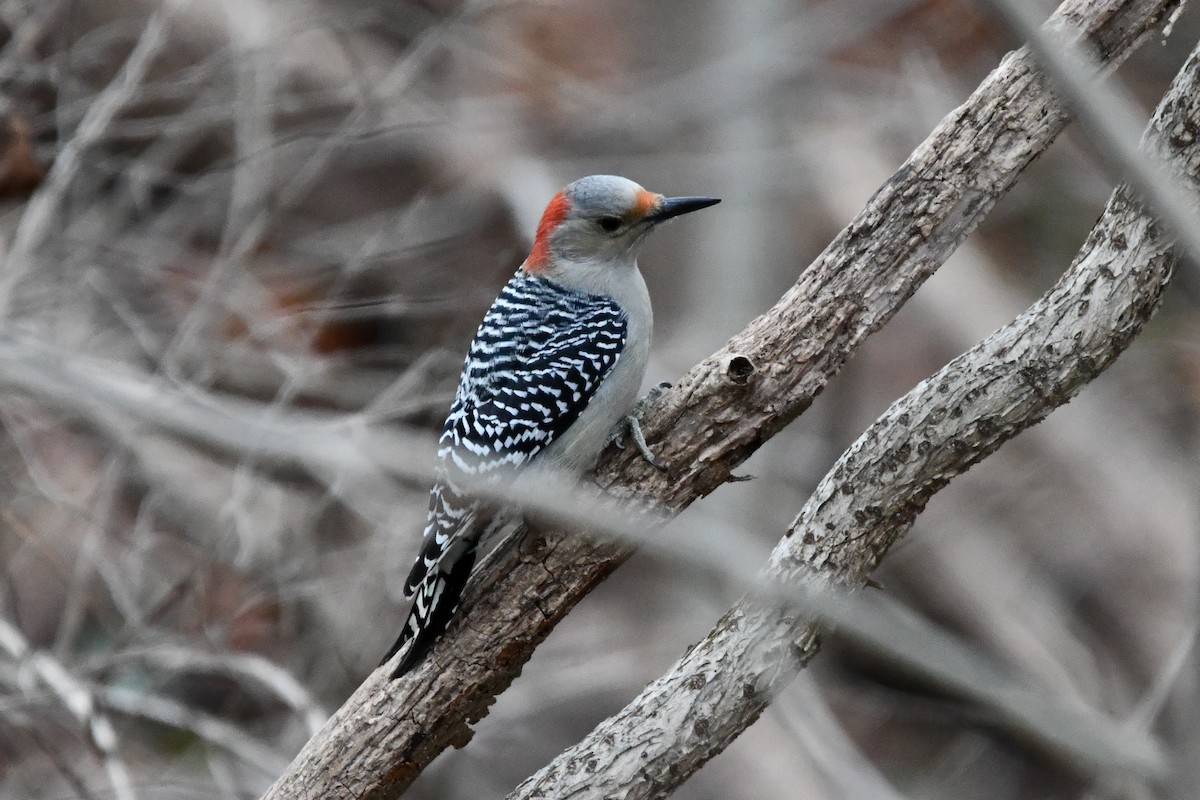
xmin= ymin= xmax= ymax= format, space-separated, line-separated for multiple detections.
xmin=0 ymin=0 xmax=1198 ymax=797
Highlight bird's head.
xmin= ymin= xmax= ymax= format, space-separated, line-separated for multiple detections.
xmin=522 ymin=175 xmax=719 ymax=282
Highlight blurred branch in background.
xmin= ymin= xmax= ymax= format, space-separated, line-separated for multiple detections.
xmin=0 ymin=332 xmax=433 ymax=529
xmin=0 ymin=615 xmax=136 ymax=800
xmin=0 ymin=0 xmax=1197 ymax=798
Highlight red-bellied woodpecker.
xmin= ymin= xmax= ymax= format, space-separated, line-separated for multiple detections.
xmin=382 ymin=175 xmax=720 ymax=677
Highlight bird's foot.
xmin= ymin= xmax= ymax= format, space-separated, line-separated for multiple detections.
xmin=610 ymin=381 xmax=671 ymax=471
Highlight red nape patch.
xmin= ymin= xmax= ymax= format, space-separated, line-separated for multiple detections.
xmin=524 ymin=190 xmax=571 ymax=272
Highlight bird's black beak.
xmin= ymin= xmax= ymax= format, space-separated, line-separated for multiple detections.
xmin=649 ymin=195 xmax=721 ymax=223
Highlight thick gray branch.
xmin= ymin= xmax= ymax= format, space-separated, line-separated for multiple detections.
xmin=509 ymin=42 xmax=1200 ymax=800
xmin=259 ymin=0 xmax=1180 ymax=797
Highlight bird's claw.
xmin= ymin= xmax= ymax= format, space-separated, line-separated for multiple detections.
xmin=611 ymin=381 xmax=672 ymax=471
xmin=626 ymin=414 xmax=667 ymax=471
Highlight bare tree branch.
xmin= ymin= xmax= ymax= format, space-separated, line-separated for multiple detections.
xmin=510 ymin=36 xmax=1200 ymax=800
xmin=0 ymin=324 xmax=1153 ymax=782
xmin=257 ymin=0 xmax=1183 ymax=797
xmin=983 ymin=0 xmax=1200 ymax=262
xmin=0 ymin=330 xmax=1164 ymax=779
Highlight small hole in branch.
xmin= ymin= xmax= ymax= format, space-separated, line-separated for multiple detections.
xmin=724 ymin=354 xmax=755 ymax=385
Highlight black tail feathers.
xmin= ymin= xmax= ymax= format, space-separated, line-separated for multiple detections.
xmin=382 ymin=545 xmax=479 ymax=678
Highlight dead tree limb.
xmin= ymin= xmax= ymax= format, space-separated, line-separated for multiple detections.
xmin=259 ymin=0 xmax=1181 ymax=797
xmin=509 ymin=37 xmax=1200 ymax=799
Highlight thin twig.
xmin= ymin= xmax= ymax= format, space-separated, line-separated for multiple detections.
xmin=0 ymin=616 xmax=137 ymax=800
xmin=0 ymin=2 xmax=180 ymax=319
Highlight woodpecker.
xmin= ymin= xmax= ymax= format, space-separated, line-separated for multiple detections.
xmin=382 ymin=175 xmax=719 ymax=677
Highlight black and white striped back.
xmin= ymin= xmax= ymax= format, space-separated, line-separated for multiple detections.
xmin=383 ymin=272 xmax=628 ymax=676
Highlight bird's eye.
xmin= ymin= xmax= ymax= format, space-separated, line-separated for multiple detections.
xmin=596 ymin=216 xmax=622 ymax=232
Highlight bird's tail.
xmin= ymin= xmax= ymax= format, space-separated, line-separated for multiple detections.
xmin=382 ymin=479 xmax=485 ymax=678
xmin=382 ymin=537 xmax=480 ymax=677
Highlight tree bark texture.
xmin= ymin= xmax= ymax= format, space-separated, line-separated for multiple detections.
xmin=259 ymin=1 xmax=1181 ymax=798
xmin=509 ymin=37 xmax=1200 ymax=800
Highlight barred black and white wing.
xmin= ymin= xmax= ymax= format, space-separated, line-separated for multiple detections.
xmin=384 ymin=273 xmax=628 ymax=676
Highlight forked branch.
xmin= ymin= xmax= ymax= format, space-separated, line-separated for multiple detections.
xmin=511 ymin=37 xmax=1200 ymax=800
